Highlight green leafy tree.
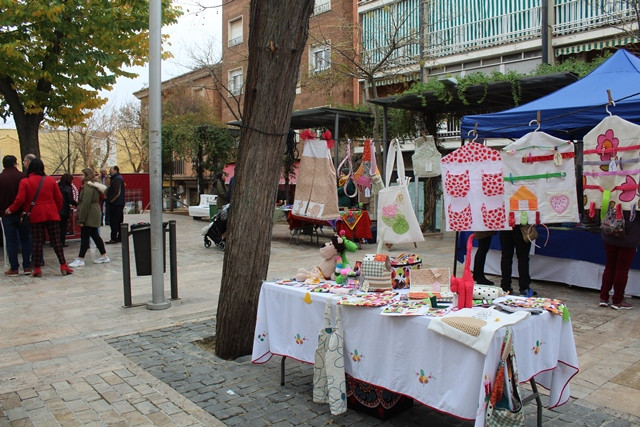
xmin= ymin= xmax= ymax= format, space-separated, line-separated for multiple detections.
xmin=0 ymin=0 xmax=181 ymax=160
xmin=161 ymin=93 xmax=236 ymax=198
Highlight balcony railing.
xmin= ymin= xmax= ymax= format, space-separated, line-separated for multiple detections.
xmin=314 ymin=2 xmax=331 ymax=15
xmin=553 ymin=0 xmax=637 ymax=35
xmin=427 ymin=6 xmax=541 ymax=57
xmin=228 ymin=36 xmax=243 ymax=47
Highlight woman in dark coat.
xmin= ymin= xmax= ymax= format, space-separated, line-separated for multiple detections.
xmin=58 ymin=174 xmax=77 ymax=247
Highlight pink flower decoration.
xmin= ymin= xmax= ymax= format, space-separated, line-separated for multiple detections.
xmin=619 ymin=175 xmax=638 ymax=202
xmin=382 ymin=204 xmax=398 ymax=218
xmin=596 ymin=129 xmax=619 ymax=162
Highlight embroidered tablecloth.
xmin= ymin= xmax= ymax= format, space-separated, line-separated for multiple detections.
xmin=252 ymin=282 xmax=579 ymax=425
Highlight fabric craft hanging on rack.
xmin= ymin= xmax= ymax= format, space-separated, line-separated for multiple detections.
xmin=583 ymin=115 xmax=640 ymax=215
xmin=502 ymin=132 xmax=579 ymax=225
xmin=292 ymin=131 xmax=341 ymax=220
xmin=412 ymin=134 xmax=442 ymax=178
xmin=440 ymin=142 xmax=508 ymax=231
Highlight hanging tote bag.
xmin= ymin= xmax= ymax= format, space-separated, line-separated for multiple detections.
xmin=292 ymin=135 xmax=341 ymax=220
xmin=376 ymin=140 xmax=425 ymax=251
xmin=485 ymin=328 xmax=525 ymax=427
xmin=312 ymin=300 xmax=347 ymax=415
xmin=411 ymin=134 xmax=442 ymax=178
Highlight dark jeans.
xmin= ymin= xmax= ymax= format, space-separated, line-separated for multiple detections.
xmin=601 ymin=243 xmax=636 ymax=304
xmin=473 ymin=236 xmax=492 ymax=280
xmin=59 ymin=214 xmax=69 ymax=245
xmin=1 ymin=215 xmax=32 ymax=271
xmin=109 ymin=204 xmax=124 ymax=241
xmin=499 ymin=227 xmax=531 ymax=292
xmin=78 ymin=226 xmax=106 ymax=258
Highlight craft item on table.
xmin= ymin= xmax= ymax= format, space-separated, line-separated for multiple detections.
xmin=334 ymin=230 xmax=359 ymax=284
xmin=304 ymin=275 xmax=325 ymax=286
xmin=313 ymin=300 xmax=347 ymax=415
xmin=502 ymin=132 xmax=578 ymax=225
xmin=354 ymin=139 xmax=384 ymax=198
xmin=376 ymin=139 xmax=425 ymax=250
xmin=473 ymin=284 xmax=506 ymax=301
xmin=409 ymin=267 xmax=450 ymax=295
xmin=360 ymin=253 xmax=393 ymax=292
xmin=441 ymin=142 xmax=507 ymax=231
xmin=494 ymin=296 xmax=570 ymax=319
xmin=292 ymin=130 xmax=341 ymax=220
xmin=485 ymin=327 xmax=525 ymax=427
xmin=582 ymin=116 xmax=640 ymax=216
xmin=450 ymin=234 xmax=475 ymax=309
xmin=338 ymin=290 xmax=397 ymax=307
xmin=427 ymin=307 xmax=529 ymax=354
xmin=339 ymin=209 xmax=363 ymax=230
xmin=295 ymin=233 xmax=346 ymax=282
xmin=412 ymin=133 xmax=442 ymax=178
xmin=389 ymin=252 xmax=422 ymax=289
xmin=381 ymin=299 xmax=432 ymax=316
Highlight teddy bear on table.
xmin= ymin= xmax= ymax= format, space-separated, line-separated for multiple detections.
xmin=295 ymin=231 xmax=357 ymax=283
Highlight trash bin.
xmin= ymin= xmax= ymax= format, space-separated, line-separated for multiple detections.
xmin=130 ymin=222 xmax=167 ymax=276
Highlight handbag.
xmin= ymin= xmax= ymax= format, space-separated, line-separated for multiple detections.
xmin=601 ymin=204 xmax=625 ymax=237
xmin=485 ymin=328 xmax=525 ymax=427
xmin=411 ymin=134 xmax=441 ymax=178
xmin=376 ymin=139 xmax=425 ymax=250
xmin=519 ymin=224 xmax=538 ymax=243
xmin=20 ymin=177 xmax=46 ymax=226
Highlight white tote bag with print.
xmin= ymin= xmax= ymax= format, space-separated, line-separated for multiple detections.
xmin=377 ymin=140 xmax=425 ymax=251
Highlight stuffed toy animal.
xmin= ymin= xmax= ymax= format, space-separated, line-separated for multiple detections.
xmin=333 ymin=230 xmax=358 ymax=284
xmin=295 ymin=233 xmax=345 ymax=282
xmin=450 ymin=233 xmax=474 ymax=309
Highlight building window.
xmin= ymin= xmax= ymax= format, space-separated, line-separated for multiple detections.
xmin=228 ymin=17 xmax=243 ymax=47
xmin=314 ymin=0 xmax=331 ymax=15
xmin=310 ymin=44 xmax=331 ymax=73
xmin=228 ymin=68 xmax=243 ymax=96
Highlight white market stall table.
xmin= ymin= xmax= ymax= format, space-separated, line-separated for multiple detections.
xmin=252 ymin=282 xmax=579 ymax=426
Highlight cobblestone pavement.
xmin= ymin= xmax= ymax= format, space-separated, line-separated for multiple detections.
xmin=1 ymin=212 xmax=640 ymax=426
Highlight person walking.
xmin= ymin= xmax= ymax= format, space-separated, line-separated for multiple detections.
xmin=0 ymin=155 xmax=32 ymax=276
xmin=99 ymin=167 xmax=110 ymax=226
xmin=106 ymin=166 xmax=125 ymax=244
xmin=600 ymin=212 xmax=640 ymax=310
xmin=5 ymin=159 xmax=73 ymax=277
xmin=68 ymin=168 xmax=110 ymax=267
xmin=58 ymin=173 xmax=77 ymax=247
xmin=213 ymin=172 xmax=228 ymax=210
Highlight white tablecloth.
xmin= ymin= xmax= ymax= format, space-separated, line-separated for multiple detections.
xmin=252 ymin=282 xmax=579 ymax=426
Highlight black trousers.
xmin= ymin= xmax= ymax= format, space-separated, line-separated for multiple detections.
xmin=109 ymin=204 xmax=124 ymax=241
xmin=473 ymin=236 xmax=492 ymax=280
xmin=78 ymin=226 xmax=106 ymax=258
xmin=499 ymin=227 xmax=531 ymax=292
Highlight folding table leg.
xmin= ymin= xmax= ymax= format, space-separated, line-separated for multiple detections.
xmin=522 ymin=378 xmax=543 ymax=427
xmin=280 ymin=356 xmax=287 ymax=386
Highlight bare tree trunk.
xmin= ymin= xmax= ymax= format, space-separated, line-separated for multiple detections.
xmin=215 ymin=0 xmax=314 ymax=359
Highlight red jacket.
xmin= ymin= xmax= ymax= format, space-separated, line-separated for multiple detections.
xmin=8 ymin=174 xmax=62 ymax=223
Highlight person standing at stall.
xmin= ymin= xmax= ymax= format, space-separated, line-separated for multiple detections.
xmin=100 ymin=167 xmax=110 ymax=226
xmin=213 ymin=172 xmax=228 ymax=210
xmin=58 ymin=173 xmax=77 ymax=247
xmin=4 ymin=159 xmax=72 ymax=277
xmin=600 ymin=213 xmax=640 ymax=309
xmin=106 ymin=166 xmax=125 ymax=244
xmin=69 ymin=168 xmax=110 ymax=267
xmin=499 ymin=226 xmax=535 ymax=296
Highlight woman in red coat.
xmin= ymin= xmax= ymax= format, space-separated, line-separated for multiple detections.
xmin=5 ymin=159 xmax=73 ymax=277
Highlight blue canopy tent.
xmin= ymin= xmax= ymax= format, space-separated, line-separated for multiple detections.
xmin=461 ymin=49 xmax=640 ymax=139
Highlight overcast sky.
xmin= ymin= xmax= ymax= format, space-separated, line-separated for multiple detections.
xmin=1 ymin=0 xmax=222 ymax=129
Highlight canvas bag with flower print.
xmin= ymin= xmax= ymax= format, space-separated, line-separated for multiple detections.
xmin=376 ymin=140 xmax=425 ymax=251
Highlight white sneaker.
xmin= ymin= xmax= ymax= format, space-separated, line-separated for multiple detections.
xmin=69 ymin=259 xmax=85 ymax=267
xmin=94 ymin=255 xmax=110 ymax=264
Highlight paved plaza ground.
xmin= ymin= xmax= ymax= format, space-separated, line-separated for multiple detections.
xmin=1 ymin=212 xmax=639 ymax=426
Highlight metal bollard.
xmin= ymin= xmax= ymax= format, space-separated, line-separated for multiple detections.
xmin=121 ymin=223 xmax=132 ymax=307
xmin=169 ymin=220 xmax=179 ymax=300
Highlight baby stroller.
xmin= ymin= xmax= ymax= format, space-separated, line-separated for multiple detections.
xmin=202 ymin=204 xmax=229 ymax=251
